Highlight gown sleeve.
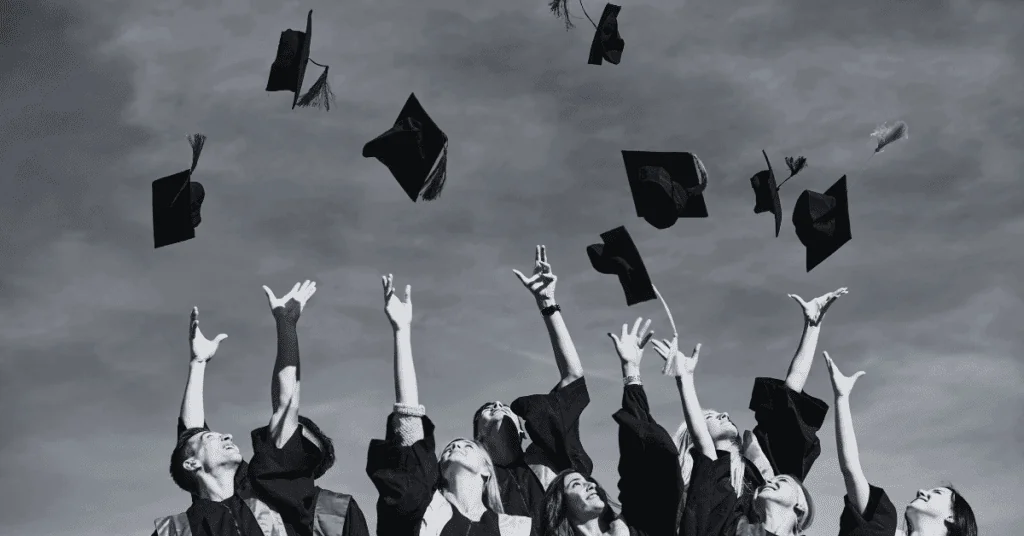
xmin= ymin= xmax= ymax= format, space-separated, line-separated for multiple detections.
xmin=678 ymin=448 xmax=740 ymax=536
xmin=748 ymin=377 xmax=829 ymax=480
xmin=838 ymin=485 xmax=899 ymax=536
xmin=340 ymin=496 xmax=371 ymax=536
xmin=612 ymin=384 xmax=684 ymax=536
xmin=365 ymin=413 xmax=439 ymax=536
xmin=247 ymin=424 xmax=319 ymax=536
xmin=510 ymin=376 xmax=594 ymax=477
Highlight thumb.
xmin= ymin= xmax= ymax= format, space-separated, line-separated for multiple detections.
xmin=214 ymin=334 xmax=228 ymax=344
xmin=262 ymin=285 xmax=276 ymax=303
xmin=607 ymin=333 xmax=620 ymax=345
xmin=404 ymin=284 xmax=412 ymax=304
xmin=789 ymin=293 xmax=805 ymax=306
xmin=512 ymin=269 xmax=528 ymax=284
xmin=852 ymin=371 xmax=866 ymax=381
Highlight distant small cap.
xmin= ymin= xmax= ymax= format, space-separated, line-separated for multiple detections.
xmin=588 ymin=4 xmax=624 ymax=66
xmin=792 ymin=176 xmax=851 ymax=272
xmin=749 ymin=150 xmax=783 ymax=237
xmin=586 ymin=226 xmax=656 ymax=306
xmin=363 ymin=93 xmax=449 ymax=202
xmin=622 ymin=150 xmax=709 ymax=229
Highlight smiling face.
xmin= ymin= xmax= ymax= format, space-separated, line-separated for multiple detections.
xmin=905 ymin=487 xmax=955 ymax=527
xmin=439 ymin=438 xmax=491 ymax=479
xmin=704 ymin=410 xmax=739 ymax=442
xmin=755 ymin=475 xmax=806 ymax=512
xmin=561 ymin=472 xmax=606 ymax=521
xmin=473 ymin=401 xmax=523 ymax=444
xmin=184 ymin=430 xmax=243 ymax=473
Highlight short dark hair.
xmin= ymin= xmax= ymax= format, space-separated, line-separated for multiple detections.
xmin=169 ymin=427 xmax=206 ymax=494
xmin=944 ymin=485 xmax=978 ymax=536
xmin=298 ymin=416 xmax=335 ymax=479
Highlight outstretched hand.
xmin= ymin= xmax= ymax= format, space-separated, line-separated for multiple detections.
xmin=789 ymin=287 xmax=848 ymax=326
xmin=190 ymin=307 xmax=228 ymax=363
xmin=651 ymin=337 xmax=701 ymax=377
xmin=512 ymin=245 xmax=557 ymax=305
xmin=822 ymin=351 xmax=865 ymax=399
xmin=608 ymin=317 xmax=653 ymax=367
xmin=382 ymin=274 xmax=412 ymax=331
xmin=263 ymin=280 xmax=317 ymax=324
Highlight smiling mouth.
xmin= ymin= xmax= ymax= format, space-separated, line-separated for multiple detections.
xmin=223 ymin=444 xmax=237 ymax=451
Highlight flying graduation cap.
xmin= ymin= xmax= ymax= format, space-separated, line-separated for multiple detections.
xmin=266 ymin=10 xmax=335 ymax=111
xmin=362 ymin=93 xmax=449 ymax=202
xmin=588 ymin=4 xmax=624 ymax=66
xmin=622 ymin=150 xmax=709 ymax=230
xmin=792 ymin=176 xmax=851 ymax=272
xmin=152 ymin=134 xmax=208 ymax=249
xmin=749 ymin=151 xmax=807 ymax=237
xmin=586 ymin=226 xmax=657 ymax=306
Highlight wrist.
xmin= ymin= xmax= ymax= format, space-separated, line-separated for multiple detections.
xmin=537 ymin=297 xmax=556 ymax=310
xmin=393 ymin=325 xmax=411 ymax=336
xmin=621 ymin=363 xmax=640 ymax=378
xmin=275 ymin=316 xmax=298 ymax=329
xmin=189 ymin=359 xmax=208 ymax=368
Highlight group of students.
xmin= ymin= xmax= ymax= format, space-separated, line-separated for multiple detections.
xmin=152 ymin=246 xmax=979 ymax=536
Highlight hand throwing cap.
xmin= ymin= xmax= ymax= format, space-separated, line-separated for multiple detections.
xmin=588 ymin=4 xmax=624 ymax=66
xmin=362 ymin=93 xmax=449 ymax=202
xmin=152 ymin=134 xmax=208 ymax=249
xmin=621 ymin=150 xmax=709 ymax=229
xmin=749 ymin=150 xmax=783 ymax=237
xmin=266 ymin=10 xmax=334 ymax=110
xmin=792 ymin=176 xmax=851 ymax=272
xmin=586 ymin=226 xmax=657 ymax=306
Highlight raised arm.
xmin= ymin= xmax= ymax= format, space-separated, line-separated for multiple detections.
xmin=652 ymin=338 xmax=715 ymax=459
xmin=262 ymin=280 xmax=317 ymax=448
xmin=513 ymin=245 xmax=584 ymax=386
xmin=382 ymin=274 xmax=423 ymax=444
xmin=784 ymin=287 xmax=848 ymax=393
xmin=179 ymin=307 xmax=228 ymax=430
xmin=823 ymin=352 xmax=870 ymax=515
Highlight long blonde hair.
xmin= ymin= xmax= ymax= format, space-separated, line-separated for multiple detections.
xmin=439 ymin=438 xmax=505 ymax=514
xmin=673 ymin=409 xmax=746 ymax=505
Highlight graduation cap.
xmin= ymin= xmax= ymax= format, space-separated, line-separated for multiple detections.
xmin=152 ymin=134 xmax=208 ymax=249
xmin=792 ymin=176 xmax=851 ymax=272
xmin=266 ymin=10 xmax=334 ymax=111
xmin=588 ymin=4 xmax=624 ymax=66
xmin=749 ymin=150 xmax=783 ymax=237
xmin=621 ymin=150 xmax=709 ymax=230
xmin=362 ymin=93 xmax=449 ymax=202
xmin=586 ymin=226 xmax=657 ymax=306
xmin=298 ymin=416 xmax=335 ymax=480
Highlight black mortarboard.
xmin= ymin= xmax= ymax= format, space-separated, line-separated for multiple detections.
xmin=588 ymin=4 xmax=624 ymax=66
xmin=153 ymin=134 xmax=208 ymax=249
xmin=362 ymin=93 xmax=449 ymax=202
xmin=298 ymin=416 xmax=335 ymax=480
xmin=792 ymin=176 xmax=851 ymax=272
xmin=266 ymin=10 xmax=334 ymax=111
xmin=621 ymin=150 xmax=709 ymax=229
xmin=586 ymin=226 xmax=657 ymax=306
xmin=749 ymin=150 xmax=783 ymax=237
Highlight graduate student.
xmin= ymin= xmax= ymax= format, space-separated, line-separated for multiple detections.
xmin=366 ymin=275 xmax=534 ymax=536
xmin=822 ymin=352 xmax=977 ymax=536
xmin=470 ymin=245 xmax=595 ymax=524
xmin=655 ymin=288 xmax=848 ymax=536
xmin=154 ymin=281 xmax=360 ymax=536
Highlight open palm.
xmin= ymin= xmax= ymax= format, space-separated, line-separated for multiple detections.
xmin=789 ymin=287 xmax=848 ymax=326
xmin=190 ymin=307 xmax=227 ymax=363
xmin=822 ymin=351 xmax=865 ymax=398
xmin=382 ymin=274 xmax=412 ymax=330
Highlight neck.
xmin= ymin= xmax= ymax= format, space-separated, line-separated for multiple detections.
xmin=761 ymin=503 xmax=797 ymax=536
xmin=715 ymin=438 xmax=739 ymax=452
xmin=480 ymin=432 xmax=522 ymax=466
xmin=907 ymin=517 xmax=947 ymax=536
xmin=573 ymin=515 xmax=609 ymax=536
xmin=443 ymin=471 xmax=488 ymax=521
xmin=197 ymin=464 xmax=238 ymax=502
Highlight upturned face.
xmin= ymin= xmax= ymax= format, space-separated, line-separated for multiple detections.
xmin=474 ymin=401 xmax=522 ymax=441
xmin=186 ymin=430 xmax=243 ymax=472
xmin=755 ymin=475 xmax=805 ymax=512
xmin=704 ymin=410 xmax=739 ymax=442
xmin=905 ymin=487 xmax=954 ymax=526
xmin=440 ymin=439 xmax=490 ymax=478
xmin=562 ymin=472 xmax=605 ymax=521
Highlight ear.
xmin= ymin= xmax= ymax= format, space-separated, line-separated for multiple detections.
xmin=182 ymin=457 xmax=201 ymax=472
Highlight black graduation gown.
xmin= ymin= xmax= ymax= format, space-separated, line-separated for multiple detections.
xmin=366 ymin=414 xmax=505 ymax=536
xmin=612 ymin=384 xmax=685 ymax=536
xmin=679 ymin=447 xmax=741 ymax=536
xmin=837 ymin=485 xmax=898 ymax=536
xmin=724 ymin=377 xmax=831 ymax=536
xmin=504 ymin=377 xmax=594 ymax=520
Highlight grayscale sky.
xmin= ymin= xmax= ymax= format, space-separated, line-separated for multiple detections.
xmin=2 ymin=1 xmax=1022 ymax=535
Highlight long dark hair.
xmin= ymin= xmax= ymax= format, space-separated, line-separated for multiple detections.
xmin=541 ymin=469 xmax=619 ymax=536
xmin=903 ymin=485 xmax=977 ymax=536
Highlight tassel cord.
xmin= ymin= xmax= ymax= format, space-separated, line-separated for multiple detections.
xmin=651 ymin=284 xmax=679 ymax=342
xmin=308 ymin=58 xmax=329 ymax=68
xmin=776 ymin=173 xmax=796 ymax=190
xmin=170 ymin=134 xmax=206 ymax=206
xmin=580 ymin=0 xmax=598 ymax=29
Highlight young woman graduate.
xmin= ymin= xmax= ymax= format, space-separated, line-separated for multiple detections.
xmin=821 ymin=351 xmax=978 ymax=536
xmin=366 ymin=275 xmax=534 ymax=536
xmin=538 ymin=316 xmax=683 ymax=536
xmin=470 ymin=245 xmax=595 ymax=523
xmin=654 ymin=288 xmax=849 ymax=536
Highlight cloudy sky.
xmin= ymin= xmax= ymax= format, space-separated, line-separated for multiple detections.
xmin=2 ymin=0 xmax=1023 ymax=534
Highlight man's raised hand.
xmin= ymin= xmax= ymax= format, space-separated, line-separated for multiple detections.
xmin=512 ymin=245 xmax=557 ymax=306
xmin=190 ymin=306 xmax=228 ymax=363
xmin=789 ymin=287 xmax=849 ymax=326
xmin=382 ymin=274 xmax=412 ymax=331
xmin=263 ymin=280 xmax=317 ymax=324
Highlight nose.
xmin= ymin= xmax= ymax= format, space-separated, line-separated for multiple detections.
xmin=223 ymin=434 xmax=233 ymax=441
xmin=916 ymin=490 xmax=928 ymax=500
xmin=720 ymin=413 xmax=729 ymax=420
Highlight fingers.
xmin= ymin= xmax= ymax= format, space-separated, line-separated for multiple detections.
xmin=512 ymin=269 xmax=529 ymax=285
xmin=691 ymin=343 xmax=702 ymax=360
xmin=631 ymin=317 xmax=643 ymax=336
xmin=621 ymin=323 xmax=629 ymax=339
xmin=650 ymin=339 xmax=669 ymax=359
xmin=191 ymin=306 xmax=199 ymax=324
xmin=535 ymin=245 xmax=541 ymax=265
xmin=262 ymin=285 xmax=278 ymax=304
xmin=852 ymin=371 xmax=866 ymax=381
xmin=832 ymin=287 xmax=849 ymax=298
xmin=639 ymin=318 xmax=652 ymax=339
xmin=289 ymin=281 xmax=301 ymax=295
xmin=540 ymin=244 xmax=547 ymax=264
xmin=404 ymin=284 xmax=412 ymax=304
xmin=788 ymin=293 xmax=805 ymax=306
xmin=213 ymin=334 xmax=229 ymax=344
xmin=639 ymin=331 xmax=654 ymax=349
xmin=607 ymin=332 xmax=621 ymax=347
xmin=382 ymin=275 xmax=394 ymax=298
xmin=822 ymin=351 xmax=834 ymax=368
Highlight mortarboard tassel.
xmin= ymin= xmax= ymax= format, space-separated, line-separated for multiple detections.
xmin=549 ymin=0 xmax=575 ymax=29
xmin=872 ymin=120 xmax=908 ymax=154
xmin=296 ymin=61 xmax=335 ymax=111
xmin=420 ymin=142 xmax=448 ymax=201
xmin=776 ymin=155 xmax=807 ymax=189
xmin=171 ymin=133 xmax=207 ymax=206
